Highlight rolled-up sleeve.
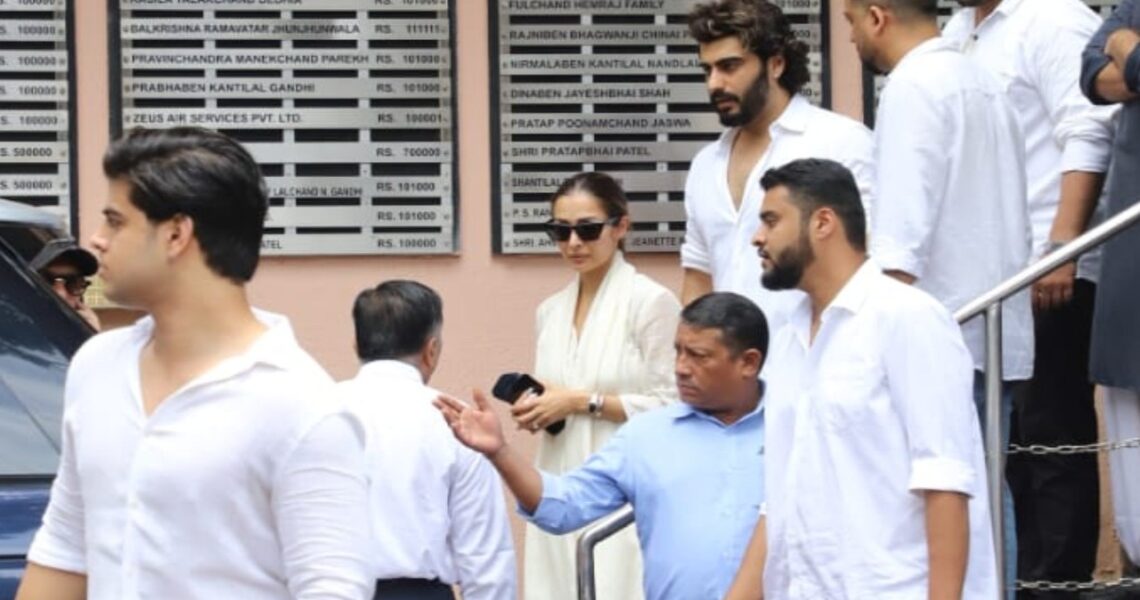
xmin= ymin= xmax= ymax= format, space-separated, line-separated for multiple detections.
xmin=1030 ymin=10 xmax=1117 ymax=173
xmin=619 ymin=289 xmax=681 ymax=417
xmin=680 ymin=168 xmax=713 ymax=274
xmin=274 ymin=411 xmax=373 ymax=600
xmin=1082 ymin=0 xmax=1136 ymax=104
xmin=522 ymin=431 xmax=630 ymax=534
xmin=27 ymin=408 xmax=87 ymax=574
xmin=885 ymin=299 xmax=981 ymax=497
xmin=870 ymin=80 xmax=950 ymax=279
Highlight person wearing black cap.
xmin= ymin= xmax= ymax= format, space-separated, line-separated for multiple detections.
xmin=30 ymin=238 xmax=100 ymax=330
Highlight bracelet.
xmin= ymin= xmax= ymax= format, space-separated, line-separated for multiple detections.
xmin=587 ymin=392 xmax=604 ymax=417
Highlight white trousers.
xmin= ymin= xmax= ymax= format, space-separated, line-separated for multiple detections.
xmin=1104 ymin=386 xmax=1140 ymax=563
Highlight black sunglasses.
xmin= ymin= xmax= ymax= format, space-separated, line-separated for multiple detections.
xmin=48 ymin=275 xmax=91 ymax=297
xmin=542 ymin=217 xmax=620 ymax=243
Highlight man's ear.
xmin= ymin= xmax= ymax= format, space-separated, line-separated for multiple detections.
xmin=868 ymin=4 xmax=889 ymax=35
xmin=165 ymin=214 xmax=195 ymax=259
xmin=766 ymin=54 xmax=786 ymax=84
xmin=423 ymin=335 xmax=442 ymax=371
xmin=811 ymin=207 xmax=840 ymax=242
xmin=740 ymin=348 xmax=764 ymax=378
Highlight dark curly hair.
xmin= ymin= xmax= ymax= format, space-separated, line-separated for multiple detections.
xmin=687 ymin=0 xmax=811 ymax=95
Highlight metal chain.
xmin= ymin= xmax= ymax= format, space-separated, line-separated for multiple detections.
xmin=1007 ymin=437 xmax=1140 ymax=456
xmin=1014 ymin=576 xmax=1140 ymax=592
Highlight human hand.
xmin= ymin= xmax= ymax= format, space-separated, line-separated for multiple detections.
xmin=1031 ymin=260 xmax=1076 ymax=311
xmin=435 ymin=390 xmax=507 ymax=456
xmin=510 ymin=386 xmax=584 ymax=433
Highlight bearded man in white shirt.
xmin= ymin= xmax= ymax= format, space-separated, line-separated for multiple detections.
xmin=16 ymin=127 xmax=373 ymax=600
xmin=725 ymin=158 xmax=996 ymax=600
xmin=843 ymin=0 xmax=1034 ymax=592
xmin=942 ymin=0 xmax=1117 ymax=591
xmin=339 ymin=280 xmax=517 ymax=600
xmin=681 ymin=0 xmax=875 ymax=336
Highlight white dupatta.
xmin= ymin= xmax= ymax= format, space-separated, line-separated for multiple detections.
xmin=533 ymin=251 xmax=644 ymax=470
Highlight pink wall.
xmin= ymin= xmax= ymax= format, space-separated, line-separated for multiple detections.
xmin=76 ymin=1 xmax=864 ymax=388
xmin=73 ymin=0 xmax=863 ymax=589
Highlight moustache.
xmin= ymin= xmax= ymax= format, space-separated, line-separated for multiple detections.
xmin=710 ymin=91 xmax=740 ymax=105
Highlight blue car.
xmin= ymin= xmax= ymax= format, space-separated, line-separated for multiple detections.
xmin=0 ymin=200 xmax=93 ymax=597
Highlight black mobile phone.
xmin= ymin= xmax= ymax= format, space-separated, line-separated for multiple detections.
xmin=491 ymin=372 xmax=565 ymax=435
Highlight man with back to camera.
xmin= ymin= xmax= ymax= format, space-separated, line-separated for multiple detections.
xmin=436 ymin=292 xmax=768 ymax=600
xmin=942 ymin=0 xmax=1117 ymax=591
xmin=16 ymin=127 xmax=372 ymax=600
xmin=338 ymin=279 xmax=517 ymax=600
xmin=30 ymin=237 xmax=101 ymax=330
xmin=1081 ymin=0 xmax=1140 ymax=577
xmin=725 ymin=158 xmax=995 ymax=599
xmin=681 ymin=0 xmax=875 ymax=336
xmin=843 ymin=0 xmax=1034 ymax=589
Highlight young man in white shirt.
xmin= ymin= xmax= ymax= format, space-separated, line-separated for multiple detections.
xmin=943 ymin=0 xmax=1116 ymax=590
xmin=339 ymin=280 xmax=516 ymax=600
xmin=844 ymin=0 xmax=1033 ymax=590
xmin=681 ymin=0 xmax=875 ymax=335
xmin=16 ymin=127 xmax=373 ymax=600
xmin=726 ymin=158 xmax=996 ymax=599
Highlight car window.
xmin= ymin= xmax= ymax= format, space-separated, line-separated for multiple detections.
xmin=0 ymin=224 xmax=59 ymax=265
xmin=0 ymin=248 xmax=89 ymax=476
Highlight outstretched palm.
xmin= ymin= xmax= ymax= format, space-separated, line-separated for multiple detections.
xmin=435 ymin=390 xmax=506 ymax=456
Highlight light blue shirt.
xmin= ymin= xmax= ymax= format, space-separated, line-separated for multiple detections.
xmin=523 ymin=397 xmax=765 ymax=600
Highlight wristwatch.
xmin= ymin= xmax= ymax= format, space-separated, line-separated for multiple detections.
xmin=587 ymin=392 xmax=604 ymax=417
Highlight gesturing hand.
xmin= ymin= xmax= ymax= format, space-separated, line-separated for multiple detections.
xmin=435 ymin=390 xmax=507 ymax=457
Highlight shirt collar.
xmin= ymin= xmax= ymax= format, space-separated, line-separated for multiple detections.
xmin=671 ymin=380 xmax=766 ymax=426
xmin=354 ymin=359 xmax=424 ymax=385
xmin=130 ymin=308 xmax=304 ymax=372
xmin=714 ymin=93 xmax=813 ymax=156
xmin=786 ymin=260 xmax=879 ymax=348
xmin=963 ymin=0 xmax=1020 ymax=31
xmin=994 ymin=0 xmax=1022 ymax=17
xmin=893 ymin=36 xmax=955 ymax=74
xmin=771 ymin=94 xmax=812 ymax=135
xmin=826 ymin=259 xmax=880 ymax=316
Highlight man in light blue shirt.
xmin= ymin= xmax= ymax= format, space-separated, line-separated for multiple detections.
xmin=436 ymin=292 xmax=767 ymax=600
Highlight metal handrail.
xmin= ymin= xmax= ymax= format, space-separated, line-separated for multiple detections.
xmin=955 ymin=200 xmax=1140 ymax=322
xmin=575 ymin=506 xmax=635 ymax=599
xmin=956 ymin=199 xmax=1140 ymax=595
xmin=575 ymin=200 xmax=1140 ymax=600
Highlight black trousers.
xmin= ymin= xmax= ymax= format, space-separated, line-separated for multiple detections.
xmin=1009 ymin=279 xmax=1100 ymax=599
xmin=372 ymin=578 xmax=453 ymax=600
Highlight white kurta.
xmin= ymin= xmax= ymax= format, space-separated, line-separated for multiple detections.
xmin=526 ymin=252 xmax=681 ymax=600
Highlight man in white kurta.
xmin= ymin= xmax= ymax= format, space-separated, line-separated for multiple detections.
xmin=21 ymin=127 xmax=372 ymax=600
xmin=682 ymin=0 xmax=874 ymax=335
xmin=745 ymin=158 xmax=996 ymax=599
xmin=943 ymin=0 xmax=1117 ymax=587
xmin=763 ymin=261 xmax=997 ymax=599
xmin=682 ymin=96 xmax=875 ymax=334
xmin=340 ymin=281 xmax=516 ymax=600
xmin=847 ymin=2 xmax=1033 ymax=589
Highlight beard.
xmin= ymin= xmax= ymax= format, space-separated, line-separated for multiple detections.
xmin=760 ymin=231 xmax=814 ymax=291
xmin=858 ymin=43 xmax=887 ymax=76
xmin=711 ymin=69 xmax=770 ymax=128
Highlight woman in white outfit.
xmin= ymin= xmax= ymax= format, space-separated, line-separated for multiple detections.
xmin=511 ymin=172 xmax=681 ymax=600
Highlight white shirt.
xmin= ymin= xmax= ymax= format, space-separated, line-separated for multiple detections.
xmin=944 ymin=0 xmax=1117 ymax=282
xmin=28 ymin=311 xmax=372 ymax=600
xmin=681 ymin=94 xmax=875 ymax=333
xmin=872 ymin=36 xmax=1034 ymax=379
xmin=763 ymin=261 xmax=997 ymax=600
xmin=339 ymin=360 xmax=517 ymax=600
